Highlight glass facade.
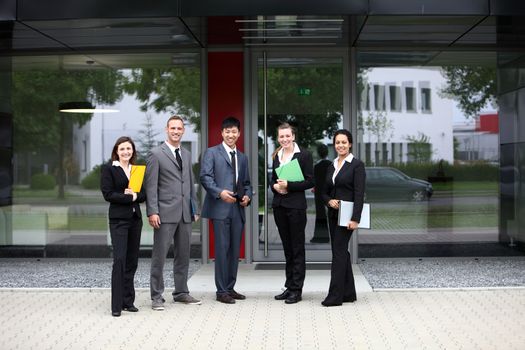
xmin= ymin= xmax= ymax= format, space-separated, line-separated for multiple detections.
xmin=498 ymin=50 xmax=525 ymax=251
xmin=354 ymin=54 xmax=515 ymax=257
xmin=1 ymin=54 xmax=202 ymax=256
xmin=1 ymin=6 xmax=524 ymax=262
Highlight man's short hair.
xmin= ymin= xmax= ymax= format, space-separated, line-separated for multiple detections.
xmin=167 ymin=115 xmax=185 ymax=127
xmin=221 ymin=116 xmax=241 ymax=130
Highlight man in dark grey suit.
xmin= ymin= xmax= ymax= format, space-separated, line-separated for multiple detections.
xmin=145 ymin=115 xmax=200 ymax=310
xmin=200 ymin=117 xmax=252 ymax=304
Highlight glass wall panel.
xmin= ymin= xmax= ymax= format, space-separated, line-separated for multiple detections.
xmin=356 ymin=54 xmax=515 ymax=257
xmin=256 ymin=55 xmax=343 ymax=260
xmin=6 ymin=53 xmax=201 ymax=256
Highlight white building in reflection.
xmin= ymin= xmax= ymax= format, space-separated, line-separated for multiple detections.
xmin=357 ymin=67 xmax=455 ymax=165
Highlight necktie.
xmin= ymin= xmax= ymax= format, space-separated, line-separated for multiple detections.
xmin=175 ymin=148 xmax=183 ymax=170
xmin=230 ymin=150 xmax=237 ymax=192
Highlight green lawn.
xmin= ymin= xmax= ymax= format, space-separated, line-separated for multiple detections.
xmin=11 ymin=181 xmax=500 ymax=232
xmin=432 ymin=181 xmax=498 ymax=193
xmin=370 ymin=210 xmax=497 ymax=230
xmin=370 ymin=202 xmax=498 ymax=230
xmin=66 ymin=215 xmax=108 ymax=231
xmin=13 ymin=190 xmax=103 ymax=206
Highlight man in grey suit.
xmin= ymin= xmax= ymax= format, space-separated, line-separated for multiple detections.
xmin=200 ymin=116 xmax=252 ymax=304
xmin=145 ymin=115 xmax=201 ymax=310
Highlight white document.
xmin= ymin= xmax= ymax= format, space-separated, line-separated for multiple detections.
xmin=338 ymin=201 xmax=371 ymax=229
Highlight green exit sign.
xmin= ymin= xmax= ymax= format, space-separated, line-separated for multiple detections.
xmin=298 ymin=88 xmax=311 ymax=96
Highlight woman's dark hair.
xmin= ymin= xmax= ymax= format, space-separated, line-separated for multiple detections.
xmin=317 ymin=143 xmax=329 ymax=159
xmin=333 ymin=129 xmax=353 ymax=146
xmin=111 ymin=136 xmax=137 ymax=164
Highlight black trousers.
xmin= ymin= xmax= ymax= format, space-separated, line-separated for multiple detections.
xmin=273 ymin=206 xmax=306 ymax=292
xmin=109 ymin=215 xmax=142 ymax=313
xmin=325 ymin=216 xmax=356 ymax=304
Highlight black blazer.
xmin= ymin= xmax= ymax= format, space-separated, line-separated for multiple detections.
xmin=322 ymin=157 xmax=366 ymax=223
xmin=100 ymin=163 xmax=146 ymax=220
xmin=270 ymin=146 xmax=314 ymax=210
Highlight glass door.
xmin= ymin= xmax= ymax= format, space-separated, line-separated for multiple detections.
xmin=250 ymin=51 xmax=348 ymax=261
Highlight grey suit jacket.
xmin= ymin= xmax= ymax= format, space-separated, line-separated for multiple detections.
xmin=145 ymin=142 xmax=199 ymax=223
xmin=200 ymin=144 xmax=252 ymax=222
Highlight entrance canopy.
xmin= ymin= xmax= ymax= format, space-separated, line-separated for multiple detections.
xmin=1 ymin=0 xmax=524 ymax=68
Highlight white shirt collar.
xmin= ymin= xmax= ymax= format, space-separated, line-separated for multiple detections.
xmin=277 ymin=142 xmax=300 ymax=160
xmin=112 ymin=160 xmax=131 ymax=168
xmin=165 ymin=141 xmax=181 ymax=153
xmin=277 ymin=142 xmax=301 ymax=164
xmin=222 ymin=142 xmax=236 ymax=155
xmin=331 ymin=153 xmax=354 ymax=183
xmin=332 ymin=153 xmax=354 ymax=168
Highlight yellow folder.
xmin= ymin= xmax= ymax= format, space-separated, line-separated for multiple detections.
xmin=275 ymin=158 xmax=305 ymax=182
xmin=128 ymin=165 xmax=146 ymax=192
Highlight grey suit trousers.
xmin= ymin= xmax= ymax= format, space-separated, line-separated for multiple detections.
xmin=150 ymin=221 xmax=191 ymax=301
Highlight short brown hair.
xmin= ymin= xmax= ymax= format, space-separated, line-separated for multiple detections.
xmin=167 ymin=115 xmax=185 ymax=127
xmin=111 ymin=136 xmax=137 ymax=164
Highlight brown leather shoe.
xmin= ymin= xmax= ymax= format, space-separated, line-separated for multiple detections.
xmin=216 ymin=293 xmax=236 ymax=304
xmin=229 ymin=290 xmax=246 ymax=300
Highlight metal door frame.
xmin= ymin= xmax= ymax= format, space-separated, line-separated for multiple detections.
xmin=245 ymin=47 xmax=354 ymax=262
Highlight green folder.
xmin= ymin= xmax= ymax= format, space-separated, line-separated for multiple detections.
xmin=275 ymin=158 xmax=305 ymax=182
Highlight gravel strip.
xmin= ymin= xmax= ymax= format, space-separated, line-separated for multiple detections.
xmin=0 ymin=258 xmax=201 ymax=288
xmin=359 ymin=256 xmax=525 ymax=289
xmin=2 ymin=257 xmax=525 ymax=289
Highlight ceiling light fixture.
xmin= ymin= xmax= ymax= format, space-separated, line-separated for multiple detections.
xmin=242 ymin=36 xmax=340 ymax=40
xmin=239 ymin=28 xmax=341 ymax=32
xmin=235 ymin=19 xmax=344 ymax=23
xmin=58 ymin=101 xmax=119 ymax=113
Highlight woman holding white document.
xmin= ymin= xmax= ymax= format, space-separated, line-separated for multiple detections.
xmin=100 ymin=136 xmax=146 ymax=317
xmin=321 ymin=129 xmax=366 ymax=307
xmin=270 ymin=123 xmax=314 ymax=304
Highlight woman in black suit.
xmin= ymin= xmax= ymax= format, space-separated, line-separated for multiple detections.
xmin=321 ymin=129 xmax=366 ymax=307
xmin=100 ymin=136 xmax=146 ymax=317
xmin=270 ymin=123 xmax=314 ymax=304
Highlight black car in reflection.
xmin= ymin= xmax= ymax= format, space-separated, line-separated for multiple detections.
xmin=365 ymin=167 xmax=433 ymax=201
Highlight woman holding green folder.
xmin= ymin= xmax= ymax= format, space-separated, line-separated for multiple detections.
xmin=270 ymin=123 xmax=314 ymax=304
xmin=100 ymin=136 xmax=146 ymax=316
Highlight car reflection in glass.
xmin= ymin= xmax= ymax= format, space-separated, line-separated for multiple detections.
xmin=366 ymin=167 xmax=433 ymax=202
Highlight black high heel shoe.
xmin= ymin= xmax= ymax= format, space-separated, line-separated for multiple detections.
xmin=321 ymin=298 xmax=342 ymax=307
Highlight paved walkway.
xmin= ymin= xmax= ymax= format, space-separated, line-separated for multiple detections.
xmin=2 ymin=264 xmax=525 ymax=349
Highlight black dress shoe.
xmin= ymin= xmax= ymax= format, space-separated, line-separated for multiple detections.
xmin=123 ymin=305 xmax=139 ymax=312
xmin=285 ymin=292 xmax=302 ymax=304
xmin=229 ymin=290 xmax=246 ymax=300
xmin=274 ymin=289 xmax=290 ymax=300
xmin=321 ymin=300 xmax=342 ymax=307
xmin=112 ymin=311 xmax=121 ymax=317
xmin=216 ymin=293 xmax=236 ymax=304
